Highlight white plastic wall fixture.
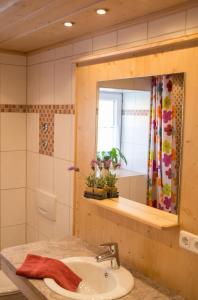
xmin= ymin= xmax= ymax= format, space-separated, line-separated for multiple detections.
xmin=179 ymin=230 xmax=198 ymax=254
xmin=36 ymin=189 xmax=56 ymax=221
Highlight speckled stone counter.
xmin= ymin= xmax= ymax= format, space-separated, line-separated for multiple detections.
xmin=0 ymin=237 xmax=183 ymax=300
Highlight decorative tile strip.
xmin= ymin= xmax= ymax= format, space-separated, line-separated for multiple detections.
xmin=122 ymin=109 xmax=150 ymax=116
xmin=0 ymin=104 xmax=75 ymax=114
xmin=0 ymin=104 xmax=26 ymax=113
xmin=39 ymin=112 xmax=54 ymax=156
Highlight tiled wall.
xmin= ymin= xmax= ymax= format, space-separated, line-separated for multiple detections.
xmin=117 ymin=175 xmax=147 ymax=205
xmin=0 ymin=54 xmax=26 ymax=249
xmin=26 ymin=60 xmax=75 ymax=242
xmin=121 ymin=91 xmax=151 ymax=174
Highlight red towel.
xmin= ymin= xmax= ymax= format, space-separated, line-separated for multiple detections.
xmin=16 ymin=254 xmax=82 ymax=292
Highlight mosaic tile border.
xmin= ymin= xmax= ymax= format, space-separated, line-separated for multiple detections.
xmin=122 ymin=109 xmax=150 ymax=116
xmin=27 ymin=104 xmax=75 ymax=114
xmin=0 ymin=104 xmax=75 ymax=114
xmin=0 ymin=104 xmax=26 ymax=113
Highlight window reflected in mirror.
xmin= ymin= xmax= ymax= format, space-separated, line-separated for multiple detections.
xmin=97 ymin=74 xmax=184 ymax=214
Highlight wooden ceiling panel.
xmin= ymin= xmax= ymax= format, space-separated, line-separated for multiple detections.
xmin=0 ymin=0 xmax=194 ymax=52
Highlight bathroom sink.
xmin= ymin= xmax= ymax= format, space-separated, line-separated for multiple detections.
xmin=44 ymin=256 xmax=134 ymax=300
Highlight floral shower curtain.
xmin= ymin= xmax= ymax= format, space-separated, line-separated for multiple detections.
xmin=147 ymin=75 xmax=177 ymax=214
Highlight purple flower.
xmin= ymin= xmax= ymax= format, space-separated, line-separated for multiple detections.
xmin=164 ymin=197 xmax=171 ymax=209
xmin=163 ymin=154 xmax=172 ymax=167
xmin=68 ymin=166 xmax=80 ymax=172
xmin=90 ymin=159 xmax=98 ymax=170
xmin=165 ymin=168 xmax=172 ymax=179
xmin=104 ymin=159 xmax=112 ymax=169
xmin=163 ymin=111 xmax=172 ymax=123
xmin=164 ymin=124 xmax=173 ymax=136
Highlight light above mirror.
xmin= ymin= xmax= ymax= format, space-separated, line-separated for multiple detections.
xmin=96 ymin=74 xmax=184 ymax=214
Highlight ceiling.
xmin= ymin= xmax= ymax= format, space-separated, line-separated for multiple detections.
xmin=0 ymin=0 xmax=194 ymax=53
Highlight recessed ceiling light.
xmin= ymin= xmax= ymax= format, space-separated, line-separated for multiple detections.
xmin=64 ymin=21 xmax=74 ymax=27
xmin=96 ymin=8 xmax=108 ymax=15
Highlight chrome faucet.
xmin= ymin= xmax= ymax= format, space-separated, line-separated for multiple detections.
xmin=95 ymin=242 xmax=120 ymax=270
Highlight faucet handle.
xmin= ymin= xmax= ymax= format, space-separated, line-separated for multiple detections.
xmin=100 ymin=242 xmax=118 ymax=251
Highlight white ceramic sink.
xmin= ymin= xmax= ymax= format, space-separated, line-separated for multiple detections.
xmin=44 ymin=256 xmax=134 ymax=300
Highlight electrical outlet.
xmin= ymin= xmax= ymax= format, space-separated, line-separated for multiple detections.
xmin=179 ymin=230 xmax=198 ymax=254
xmin=192 ymin=237 xmax=198 ymax=254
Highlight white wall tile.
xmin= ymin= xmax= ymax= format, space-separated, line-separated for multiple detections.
xmin=93 ymin=32 xmax=117 ymax=51
xmin=27 ymin=49 xmax=55 ymax=65
xmin=69 ymin=207 xmax=73 ymax=235
xmin=0 ymin=113 xmax=26 ymax=151
xmin=39 ymin=154 xmax=54 ymax=193
xmin=38 ymin=214 xmax=54 ymax=238
xmin=186 ymin=6 xmax=198 ymax=29
xmin=27 ymin=113 xmax=39 ymax=152
xmin=148 ymin=12 xmax=185 ymax=38
xmin=27 ymin=225 xmax=38 ymax=243
xmin=73 ymin=39 xmax=92 ymax=55
xmin=27 ymin=188 xmax=38 ymax=228
xmin=0 ymin=53 xmax=26 ymax=66
xmin=1 ymin=188 xmax=26 ymax=227
xmin=54 ymin=158 xmax=73 ymax=206
xmin=55 ymin=44 xmax=73 ymax=59
xmin=38 ymin=231 xmax=49 ymax=241
xmin=0 ymin=65 xmax=26 ymax=104
xmin=118 ymin=23 xmax=147 ymax=45
xmin=117 ymin=177 xmax=131 ymax=199
xmin=1 ymin=224 xmax=25 ymax=249
xmin=133 ymin=175 xmax=147 ymax=205
xmin=40 ymin=62 xmax=54 ymax=104
xmin=54 ymin=59 xmax=72 ymax=105
xmin=54 ymin=203 xmax=70 ymax=238
xmin=27 ymin=151 xmax=39 ymax=189
xmin=54 ymin=114 xmax=74 ymax=160
xmin=0 ymin=151 xmax=26 ymax=189
xmin=27 ymin=54 xmax=37 ymax=66
xmin=27 ymin=64 xmax=40 ymax=104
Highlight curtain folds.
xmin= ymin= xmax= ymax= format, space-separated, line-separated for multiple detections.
xmin=147 ymin=75 xmax=177 ymax=214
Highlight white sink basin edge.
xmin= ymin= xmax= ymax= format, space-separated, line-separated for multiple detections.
xmin=44 ymin=256 xmax=134 ymax=300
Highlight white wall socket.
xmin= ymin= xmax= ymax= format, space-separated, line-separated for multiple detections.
xmin=179 ymin=230 xmax=198 ymax=254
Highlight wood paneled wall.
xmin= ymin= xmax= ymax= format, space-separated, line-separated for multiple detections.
xmin=75 ymin=46 xmax=198 ymax=300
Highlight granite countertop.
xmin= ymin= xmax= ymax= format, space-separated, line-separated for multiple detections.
xmin=0 ymin=237 xmax=183 ymax=300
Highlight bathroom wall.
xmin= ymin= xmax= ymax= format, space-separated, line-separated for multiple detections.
xmin=26 ymin=54 xmax=75 ymax=242
xmin=25 ymin=4 xmax=198 ymax=298
xmin=117 ymin=175 xmax=147 ymax=204
xmin=121 ymin=90 xmax=151 ymax=174
xmin=0 ymin=53 xmax=26 ymax=249
xmin=75 ymin=46 xmax=198 ymax=300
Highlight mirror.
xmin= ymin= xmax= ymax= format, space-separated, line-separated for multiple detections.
xmin=96 ymin=74 xmax=184 ymax=214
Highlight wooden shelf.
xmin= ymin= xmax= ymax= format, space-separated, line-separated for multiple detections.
xmin=84 ymin=197 xmax=179 ymax=230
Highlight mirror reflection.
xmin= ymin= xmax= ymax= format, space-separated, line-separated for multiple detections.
xmin=97 ymin=74 xmax=184 ymax=214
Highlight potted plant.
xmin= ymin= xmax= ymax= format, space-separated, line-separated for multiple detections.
xmin=84 ymin=174 xmax=96 ymax=197
xmin=97 ymin=147 xmax=127 ymax=170
xmin=105 ymin=172 xmax=119 ymax=198
xmin=68 ymin=148 xmax=126 ymax=200
xmin=92 ymin=176 xmax=107 ymax=200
